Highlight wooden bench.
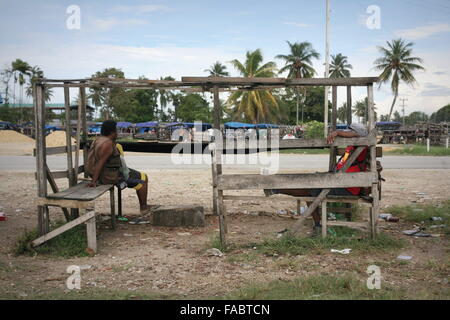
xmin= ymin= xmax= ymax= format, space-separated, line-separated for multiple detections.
xmin=33 ymin=181 xmax=117 ymax=253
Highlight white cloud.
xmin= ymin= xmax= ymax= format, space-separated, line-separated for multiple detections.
xmin=0 ymin=42 xmax=243 ymax=103
xmin=394 ymin=23 xmax=450 ymax=40
xmin=284 ymin=22 xmax=311 ymax=28
xmin=112 ymin=5 xmax=170 ymax=13
xmin=91 ymin=18 xmax=148 ymax=32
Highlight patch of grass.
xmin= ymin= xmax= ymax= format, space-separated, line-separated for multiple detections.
xmin=224 ymin=274 xmax=409 ymax=300
xmin=208 ymin=234 xmax=230 ymax=253
xmin=385 ymin=144 xmax=450 ymax=156
xmin=14 ymin=221 xmax=89 ymax=258
xmin=226 ymin=252 xmax=259 ymax=264
xmin=386 ymin=201 xmax=450 ymax=238
xmin=387 ymin=200 xmax=450 ymax=223
xmin=253 ymin=228 xmax=405 ymax=256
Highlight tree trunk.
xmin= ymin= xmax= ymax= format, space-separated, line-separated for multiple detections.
xmin=296 ymin=89 xmax=299 ymax=125
xmin=387 ymin=91 xmax=398 ymax=122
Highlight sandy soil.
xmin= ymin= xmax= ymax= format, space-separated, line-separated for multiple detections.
xmin=0 ymin=169 xmax=449 ymax=299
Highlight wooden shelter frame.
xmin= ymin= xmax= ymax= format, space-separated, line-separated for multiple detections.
xmin=33 ymin=76 xmax=379 ymax=250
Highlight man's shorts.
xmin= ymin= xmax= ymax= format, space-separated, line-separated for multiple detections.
xmin=127 ymin=168 xmax=147 ymax=191
xmin=309 ymin=188 xmax=353 ymax=197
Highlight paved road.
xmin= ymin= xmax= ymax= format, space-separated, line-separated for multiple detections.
xmin=1 ymin=154 xmax=449 ymax=171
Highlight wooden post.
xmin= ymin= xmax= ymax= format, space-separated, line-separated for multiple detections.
xmin=85 ymin=210 xmax=97 ymax=253
xmin=79 ymin=85 xmax=88 ymax=178
xmin=321 ymin=201 xmax=327 ymax=238
xmin=346 ymin=86 xmax=352 ymax=125
xmin=211 ymin=86 xmax=227 ymax=246
xmin=212 ymin=86 xmax=222 ymax=216
xmin=34 ymin=83 xmax=49 ymax=235
xmin=329 ymin=86 xmax=338 ymax=171
xmin=64 ymin=84 xmax=78 ymax=220
xmin=367 ymin=84 xmax=378 ymax=238
xmin=117 ymin=188 xmax=122 ymax=217
xmin=64 ymin=84 xmax=74 ymax=185
xmin=110 ymin=188 xmax=116 ymax=230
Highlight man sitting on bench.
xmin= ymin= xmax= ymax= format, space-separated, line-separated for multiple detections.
xmin=86 ymin=120 xmax=153 ymax=215
xmin=264 ymin=123 xmax=371 ymax=236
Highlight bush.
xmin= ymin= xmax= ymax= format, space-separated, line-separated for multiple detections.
xmin=304 ymin=121 xmax=325 ymax=139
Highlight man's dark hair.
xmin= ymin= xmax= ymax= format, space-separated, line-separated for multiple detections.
xmin=101 ymin=120 xmax=117 ymax=136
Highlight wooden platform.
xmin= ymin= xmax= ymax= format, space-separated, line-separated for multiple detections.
xmin=46 ymin=181 xmax=114 ymax=201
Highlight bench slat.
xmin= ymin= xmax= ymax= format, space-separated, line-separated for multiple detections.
xmin=46 ymin=181 xmax=114 ymax=201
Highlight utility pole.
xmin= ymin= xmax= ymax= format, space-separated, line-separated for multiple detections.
xmin=400 ymin=98 xmax=408 ymax=126
xmin=324 ymin=0 xmax=331 ymax=137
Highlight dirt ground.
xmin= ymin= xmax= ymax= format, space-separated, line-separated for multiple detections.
xmin=0 ymin=168 xmax=449 ymax=299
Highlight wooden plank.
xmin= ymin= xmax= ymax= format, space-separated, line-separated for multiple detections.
xmin=181 ymin=76 xmax=379 ymax=87
xmin=347 ymin=86 xmax=352 ymax=125
xmin=31 ymin=210 xmax=96 ymax=247
xmin=110 ymin=188 xmax=116 ymax=230
xmin=36 ymin=198 xmax=93 ymax=209
xmin=74 ymin=88 xmax=82 ymax=184
xmin=329 ymin=86 xmax=338 ymax=170
xmin=45 ymin=164 xmax=71 ymax=222
xmin=117 ymin=187 xmax=122 ymax=217
xmin=33 ymin=145 xmax=77 ymax=156
xmin=277 ymin=134 xmax=376 ymax=149
xmin=46 ymin=181 xmax=113 ymax=201
xmin=218 ymin=171 xmax=377 ymax=190
xmin=64 ymin=83 xmax=74 ymax=181
xmin=86 ymin=210 xmax=97 ymax=253
xmin=222 ymin=195 xmax=372 ymax=204
xmin=34 ymin=84 xmax=49 ymax=235
xmin=321 ymin=202 xmax=327 ymax=238
xmin=34 ymin=165 xmax=84 ymax=180
xmin=79 ymin=85 xmax=88 ymax=178
xmin=208 ymin=134 xmax=377 ymax=151
xmin=327 ymin=221 xmax=367 ymax=231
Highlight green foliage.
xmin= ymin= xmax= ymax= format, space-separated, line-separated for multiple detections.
xmin=374 ymin=39 xmax=425 ymax=120
xmin=277 ymin=87 xmax=330 ymax=124
xmin=204 ymin=61 xmax=229 ymax=77
xmin=329 ymin=53 xmax=352 ymax=78
xmin=14 ymin=221 xmax=89 ymax=258
xmin=176 ymin=93 xmax=212 ymax=123
xmin=304 ymin=120 xmax=324 ymax=139
xmin=0 ymin=104 xmax=34 ymax=123
xmin=254 ymin=230 xmax=404 ymax=256
xmin=404 ymin=111 xmax=428 ymax=125
xmin=276 ymin=41 xmax=320 ymax=78
xmin=89 ymin=68 xmax=126 ymax=119
xmin=227 ymin=49 xmax=280 ymax=123
xmin=430 ymin=104 xmax=450 ymax=123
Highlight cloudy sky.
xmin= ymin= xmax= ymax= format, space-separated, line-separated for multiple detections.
xmin=1 ymin=0 xmax=450 ymax=117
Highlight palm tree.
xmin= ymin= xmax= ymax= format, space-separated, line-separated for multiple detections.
xmin=227 ymin=49 xmax=279 ymax=123
xmin=329 ymin=53 xmax=352 ymax=78
xmin=11 ymin=59 xmax=32 ymax=106
xmin=276 ymin=41 xmax=320 ymax=124
xmin=158 ymin=76 xmax=175 ymax=121
xmin=352 ymin=97 xmax=377 ymax=123
xmin=337 ymin=102 xmax=348 ymax=123
xmin=26 ymin=66 xmax=53 ymax=102
xmin=373 ymin=39 xmax=424 ymax=121
xmin=204 ymin=61 xmax=229 ymax=77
